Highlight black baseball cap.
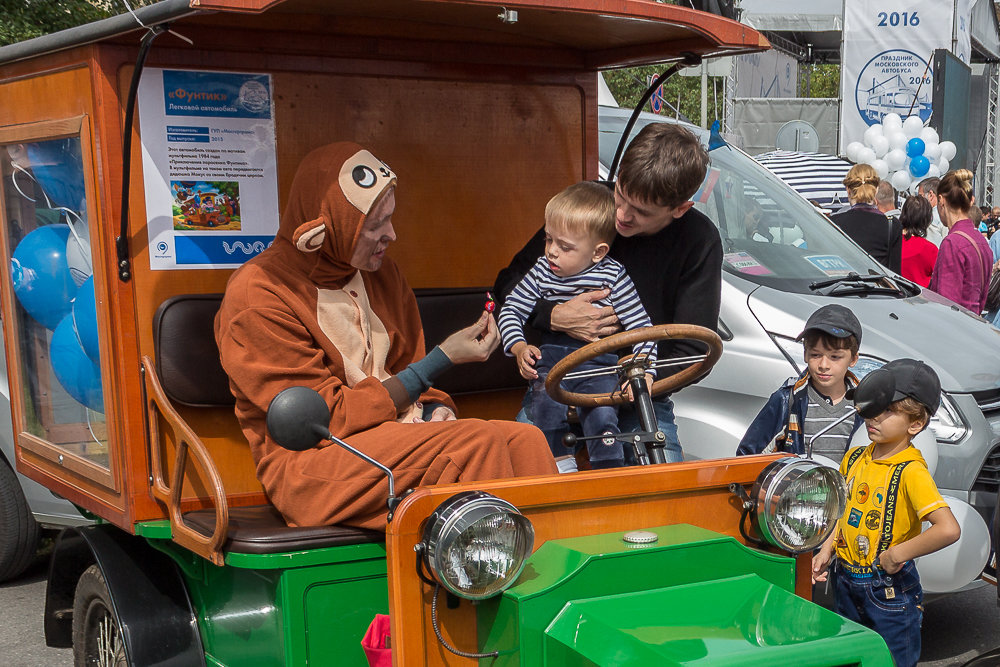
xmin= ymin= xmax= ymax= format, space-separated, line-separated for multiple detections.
xmin=796 ymin=304 xmax=862 ymax=345
xmin=882 ymin=358 xmax=941 ymax=414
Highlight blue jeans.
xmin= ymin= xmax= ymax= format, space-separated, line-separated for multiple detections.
xmin=517 ymin=385 xmax=682 ymax=466
xmin=533 ymin=346 xmax=622 ymax=466
xmin=834 ymin=560 xmax=923 ymax=667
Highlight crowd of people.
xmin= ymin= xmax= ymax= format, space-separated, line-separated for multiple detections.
xmin=831 ymin=167 xmax=995 ymax=320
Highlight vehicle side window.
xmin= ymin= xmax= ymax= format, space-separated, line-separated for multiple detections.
xmin=1 ymin=135 xmax=109 ymax=472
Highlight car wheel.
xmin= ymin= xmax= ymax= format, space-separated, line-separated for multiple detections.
xmin=73 ymin=564 xmax=127 ymax=667
xmin=0 ymin=459 xmax=40 ymax=582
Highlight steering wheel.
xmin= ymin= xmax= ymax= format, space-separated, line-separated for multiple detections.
xmin=543 ymin=324 xmax=723 ymax=408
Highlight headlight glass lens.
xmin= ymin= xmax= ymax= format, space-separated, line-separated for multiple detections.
xmin=753 ymin=458 xmax=847 ymax=553
xmin=422 ymin=491 xmax=534 ymax=600
xmin=929 ymin=393 xmax=967 ymax=443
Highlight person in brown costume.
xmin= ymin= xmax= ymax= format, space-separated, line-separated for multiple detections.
xmin=215 ymin=142 xmax=556 ymax=529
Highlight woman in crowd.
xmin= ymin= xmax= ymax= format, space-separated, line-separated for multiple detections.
xmin=899 ymin=195 xmax=938 ymax=287
xmin=831 ymin=164 xmax=902 ymax=272
xmin=929 ymin=169 xmax=992 ymax=313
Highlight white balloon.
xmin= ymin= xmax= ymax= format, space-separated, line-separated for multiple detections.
xmin=910 ymin=428 xmax=938 ymax=477
xmin=857 ymin=147 xmax=877 ymax=166
xmin=915 ymin=496 xmax=990 ymax=593
xmin=882 ymin=112 xmax=903 ymax=131
xmin=846 ymin=141 xmax=864 ymax=163
xmin=871 ymin=135 xmax=890 ymax=159
xmin=940 ymin=140 xmax=957 ymax=161
xmin=885 ymin=148 xmax=907 ymax=171
xmin=887 ymin=131 xmax=908 ymax=152
xmin=927 ymin=164 xmax=942 ymax=179
xmin=891 ymin=170 xmax=912 ymax=191
xmin=902 ymin=115 xmax=924 ymax=138
xmin=872 ymin=159 xmax=889 ymax=179
xmin=920 ymin=127 xmax=940 ymax=145
xmin=924 ymin=142 xmax=941 ymax=162
xmin=864 ymin=125 xmax=884 ymax=147
xmin=938 ymin=157 xmax=950 ymax=174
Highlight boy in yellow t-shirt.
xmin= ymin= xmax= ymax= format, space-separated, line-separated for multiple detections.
xmin=812 ymin=359 xmax=960 ymax=667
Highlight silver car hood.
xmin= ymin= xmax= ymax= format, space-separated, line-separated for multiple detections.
xmin=745 ymin=284 xmax=1000 ymax=393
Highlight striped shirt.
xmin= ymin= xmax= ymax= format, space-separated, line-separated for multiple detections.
xmin=803 ymin=384 xmax=856 ymax=463
xmin=498 ymin=256 xmax=655 ymax=366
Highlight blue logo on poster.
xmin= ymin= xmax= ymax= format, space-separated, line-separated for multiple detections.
xmin=855 ymin=50 xmax=932 ymax=127
xmin=163 ymin=70 xmax=272 ymax=119
xmin=175 ymin=235 xmax=274 ymax=265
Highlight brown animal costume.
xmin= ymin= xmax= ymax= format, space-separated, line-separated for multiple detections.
xmin=216 ymin=142 xmax=555 ymax=529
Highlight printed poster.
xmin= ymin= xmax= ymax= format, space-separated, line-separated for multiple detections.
xmin=839 ymin=1 xmax=970 ymax=152
xmin=137 ymin=68 xmax=279 ymax=269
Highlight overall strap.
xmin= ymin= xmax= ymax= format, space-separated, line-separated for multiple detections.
xmin=955 ymin=230 xmax=988 ymax=277
xmin=844 ymin=446 xmax=866 ymax=477
xmin=877 ymin=460 xmax=913 ymax=556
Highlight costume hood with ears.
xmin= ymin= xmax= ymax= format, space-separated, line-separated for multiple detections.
xmin=278 ymin=142 xmax=397 ymax=287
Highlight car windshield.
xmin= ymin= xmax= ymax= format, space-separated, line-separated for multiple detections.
xmin=598 ymin=107 xmax=893 ymax=295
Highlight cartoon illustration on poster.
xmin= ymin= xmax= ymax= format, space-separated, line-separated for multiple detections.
xmin=137 ymin=68 xmax=279 ymax=270
xmin=172 ymin=181 xmax=241 ymax=230
xmin=854 ymin=50 xmax=932 ymax=127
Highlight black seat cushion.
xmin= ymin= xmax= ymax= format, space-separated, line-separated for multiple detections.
xmin=154 ymin=294 xmax=232 ymax=407
xmin=184 ymin=505 xmax=384 ymax=554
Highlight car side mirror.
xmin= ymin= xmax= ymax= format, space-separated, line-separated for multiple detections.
xmin=266 ymin=386 xmax=331 ymax=451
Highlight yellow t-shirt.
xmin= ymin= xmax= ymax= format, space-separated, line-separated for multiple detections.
xmin=835 ymin=443 xmax=948 ymax=568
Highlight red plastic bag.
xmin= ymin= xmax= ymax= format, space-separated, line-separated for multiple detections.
xmin=361 ymin=614 xmax=393 ymax=667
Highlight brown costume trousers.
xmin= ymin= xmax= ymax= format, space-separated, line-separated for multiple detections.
xmin=270 ymin=418 xmax=555 ymax=529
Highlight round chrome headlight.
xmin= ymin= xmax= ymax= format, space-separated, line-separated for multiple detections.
xmin=420 ymin=491 xmax=534 ymax=600
xmin=752 ymin=458 xmax=847 ymax=554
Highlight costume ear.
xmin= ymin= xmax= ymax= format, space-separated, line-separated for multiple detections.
xmin=292 ymin=216 xmax=327 ymax=253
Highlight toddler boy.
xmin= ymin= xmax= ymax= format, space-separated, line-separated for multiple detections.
xmin=737 ymin=304 xmax=865 ymax=460
xmin=812 ymin=358 xmax=960 ymax=667
xmin=498 ymin=181 xmax=654 ymax=472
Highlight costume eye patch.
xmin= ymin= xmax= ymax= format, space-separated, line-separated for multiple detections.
xmin=353 ymin=165 xmax=377 ymax=188
xmin=339 ymin=149 xmax=397 ymax=214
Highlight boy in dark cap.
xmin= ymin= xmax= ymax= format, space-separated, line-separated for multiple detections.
xmin=737 ymin=304 xmax=865 ymax=460
xmin=812 ymin=359 xmax=960 ymax=667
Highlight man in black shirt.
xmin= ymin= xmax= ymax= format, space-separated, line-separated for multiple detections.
xmin=494 ymin=123 xmax=722 ymax=464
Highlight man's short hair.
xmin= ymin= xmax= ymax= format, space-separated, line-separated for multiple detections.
xmin=918 ymin=176 xmax=940 ymax=195
xmin=617 ymin=123 xmax=709 ymax=209
xmin=545 ymin=181 xmax=616 ymax=244
xmin=875 ymin=180 xmax=896 ymax=208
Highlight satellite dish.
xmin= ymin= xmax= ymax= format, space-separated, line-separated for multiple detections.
xmin=776 ymin=120 xmax=820 ymax=152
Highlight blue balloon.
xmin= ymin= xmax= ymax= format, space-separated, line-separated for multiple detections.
xmin=906 ymin=137 xmax=926 ymax=158
xmin=50 ymin=314 xmax=103 ymax=413
xmin=909 ymin=155 xmax=931 ymax=178
xmin=11 ymin=224 xmax=78 ymax=330
xmin=72 ymin=276 xmax=100 ymax=364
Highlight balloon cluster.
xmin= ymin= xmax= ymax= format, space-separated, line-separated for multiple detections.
xmin=845 ymin=113 xmax=957 ymax=194
xmin=10 ymin=223 xmax=102 ymax=413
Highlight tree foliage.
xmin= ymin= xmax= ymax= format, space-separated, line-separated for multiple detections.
xmin=799 ymin=64 xmax=841 ymax=99
xmin=603 ymin=65 xmax=726 ymax=128
xmin=0 ymin=1 xmax=158 ymax=47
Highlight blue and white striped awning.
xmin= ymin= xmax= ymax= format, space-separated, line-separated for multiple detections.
xmin=754 ymin=150 xmax=852 ymax=210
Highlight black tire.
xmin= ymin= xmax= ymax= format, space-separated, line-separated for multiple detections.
xmin=73 ymin=564 xmax=127 ymax=667
xmin=0 ymin=459 xmax=40 ymax=582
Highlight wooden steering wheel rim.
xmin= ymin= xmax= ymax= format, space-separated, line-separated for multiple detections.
xmin=543 ymin=324 xmax=723 ymax=408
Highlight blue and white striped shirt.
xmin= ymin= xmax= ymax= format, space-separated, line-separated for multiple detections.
xmin=498 ymin=256 xmax=656 ymax=368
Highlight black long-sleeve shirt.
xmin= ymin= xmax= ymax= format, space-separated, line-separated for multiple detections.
xmin=493 ymin=207 xmax=723 ymax=374
xmin=830 ymin=205 xmax=902 ymax=273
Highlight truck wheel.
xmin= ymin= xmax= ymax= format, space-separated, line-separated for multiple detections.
xmin=0 ymin=459 xmax=40 ymax=582
xmin=73 ymin=564 xmax=127 ymax=666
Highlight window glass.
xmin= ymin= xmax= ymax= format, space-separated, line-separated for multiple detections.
xmin=2 ymin=137 xmax=107 ymax=468
xmin=598 ymin=108 xmax=889 ymax=294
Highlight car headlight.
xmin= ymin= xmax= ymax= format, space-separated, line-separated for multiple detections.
xmin=929 ymin=392 xmax=968 ymax=443
xmin=419 ymin=491 xmax=534 ymax=600
xmin=751 ymin=458 xmax=847 ymax=554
